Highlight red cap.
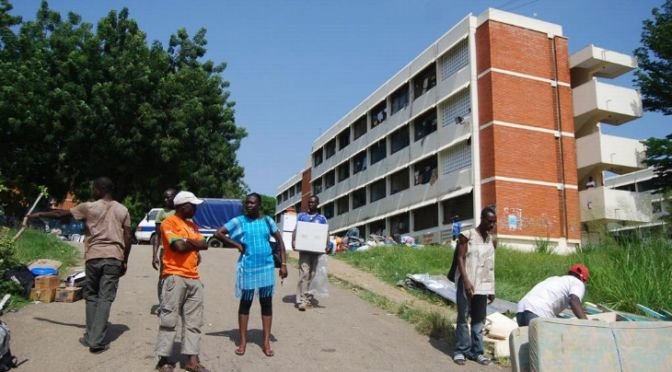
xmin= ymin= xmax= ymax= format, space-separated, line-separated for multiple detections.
xmin=569 ymin=263 xmax=590 ymax=282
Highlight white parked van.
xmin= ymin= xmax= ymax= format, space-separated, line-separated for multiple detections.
xmin=135 ymin=208 xmax=162 ymax=245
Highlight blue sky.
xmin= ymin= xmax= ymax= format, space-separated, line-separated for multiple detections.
xmin=11 ymin=0 xmax=671 ymax=196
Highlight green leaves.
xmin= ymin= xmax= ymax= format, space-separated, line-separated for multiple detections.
xmin=0 ymin=1 xmax=247 ymax=218
xmin=634 ymin=0 xmax=672 ymax=115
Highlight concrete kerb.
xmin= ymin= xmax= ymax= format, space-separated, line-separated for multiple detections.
xmin=288 ymin=251 xmax=457 ymax=321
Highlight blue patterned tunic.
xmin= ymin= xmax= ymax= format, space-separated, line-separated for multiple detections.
xmin=224 ymin=215 xmax=278 ymax=299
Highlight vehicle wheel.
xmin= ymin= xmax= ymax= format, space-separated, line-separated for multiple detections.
xmin=208 ymin=238 xmax=223 ymax=248
xmin=149 ymin=234 xmax=157 ymax=246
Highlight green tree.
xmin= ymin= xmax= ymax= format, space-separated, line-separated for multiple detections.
xmin=634 ymin=0 xmax=672 ymax=115
xmin=260 ymin=194 xmax=277 ymax=218
xmin=642 ymin=134 xmax=672 ymax=193
xmin=0 ymin=1 xmax=247 ymax=219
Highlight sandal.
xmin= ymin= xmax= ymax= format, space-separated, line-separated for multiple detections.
xmin=474 ymin=354 xmax=491 ymax=365
xmin=263 ymin=347 xmax=274 ymax=357
xmin=184 ymin=365 xmax=210 ymax=372
xmin=156 ymin=364 xmax=175 ymax=372
xmin=453 ymin=354 xmax=466 ymax=366
xmin=234 ymin=345 xmax=246 ymax=356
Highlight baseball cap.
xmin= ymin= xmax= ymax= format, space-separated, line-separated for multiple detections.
xmin=172 ymin=191 xmax=203 ymax=206
xmin=568 ymin=263 xmax=590 ymax=282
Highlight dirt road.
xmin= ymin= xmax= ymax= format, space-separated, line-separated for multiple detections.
xmin=6 ymin=245 xmax=496 ymax=371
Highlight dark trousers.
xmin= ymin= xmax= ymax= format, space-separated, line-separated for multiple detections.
xmin=516 ymin=310 xmax=539 ymax=327
xmin=83 ymin=258 xmax=122 ymax=348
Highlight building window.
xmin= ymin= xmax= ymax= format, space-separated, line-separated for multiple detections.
xmin=352 ymin=187 xmax=366 ymax=209
xmin=439 ymin=39 xmax=469 ymax=80
xmin=324 ymin=170 xmax=335 ymax=189
xmin=414 ymin=108 xmax=437 ymax=141
xmin=442 ymin=192 xmax=474 ymax=224
xmin=312 ymin=177 xmax=323 ymax=195
xmin=390 ymin=168 xmax=410 ymax=194
xmin=391 ymin=84 xmax=409 ymax=115
xmin=276 ymin=195 xmax=282 ymax=204
xmin=337 ymin=162 xmax=350 ymax=182
xmin=413 ymin=63 xmax=437 ymax=100
xmin=369 ymin=139 xmax=387 ymax=165
xmin=440 ymin=89 xmax=471 ymax=127
xmin=313 ymin=149 xmax=323 ymax=167
xmin=413 ymin=204 xmax=438 ymax=231
xmin=294 ymin=181 xmax=302 ymax=195
xmin=289 ymin=187 xmax=295 ymax=197
xmin=337 ymin=195 xmax=349 ymax=215
xmin=370 ymin=179 xmax=386 ymax=203
xmin=368 ymin=219 xmax=386 ymax=237
xmin=338 ymin=128 xmax=351 ymax=150
xmin=390 ymin=124 xmax=410 ymax=154
xmin=390 ymin=213 xmax=410 ymax=236
xmin=353 ymin=150 xmax=367 ymax=174
xmin=325 ymin=138 xmax=336 ymax=159
xmin=440 ymin=141 xmax=471 ymax=175
xmin=371 ymin=101 xmax=387 ymax=128
xmin=413 ymin=155 xmax=438 ymax=185
xmin=323 ymin=202 xmax=334 ymax=219
xmin=353 ymin=115 xmax=367 ymax=140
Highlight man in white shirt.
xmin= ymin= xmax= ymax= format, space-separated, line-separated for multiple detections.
xmin=516 ymin=264 xmax=590 ymax=326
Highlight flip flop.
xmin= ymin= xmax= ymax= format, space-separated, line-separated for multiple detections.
xmin=263 ymin=347 xmax=274 ymax=357
xmin=234 ymin=346 xmax=245 ymax=356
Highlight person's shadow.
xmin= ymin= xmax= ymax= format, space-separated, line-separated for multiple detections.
xmin=205 ymin=328 xmax=277 ymax=353
xmin=281 ymin=294 xmax=323 ymax=308
xmin=33 ymin=317 xmax=129 ymax=344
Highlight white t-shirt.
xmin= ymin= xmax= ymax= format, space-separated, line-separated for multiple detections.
xmin=517 ymin=275 xmax=585 ymax=318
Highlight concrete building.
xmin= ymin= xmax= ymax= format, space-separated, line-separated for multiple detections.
xmin=275 ymin=8 xmax=647 ymax=252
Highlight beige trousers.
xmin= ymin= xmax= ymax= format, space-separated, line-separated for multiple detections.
xmin=155 ymin=275 xmax=204 ymax=356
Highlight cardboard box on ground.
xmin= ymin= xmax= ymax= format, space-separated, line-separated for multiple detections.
xmin=30 ymin=288 xmax=56 ymax=303
xmin=34 ymin=275 xmax=60 ymax=290
xmin=55 ymin=287 xmax=82 ymax=303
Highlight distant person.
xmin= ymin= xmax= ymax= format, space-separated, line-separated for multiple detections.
xmin=451 ymin=214 xmax=462 ymax=242
xmin=586 ymin=176 xmax=596 ymax=188
xmin=27 ymin=177 xmax=132 ymax=354
xmin=152 ymin=188 xmax=177 ymax=311
xmin=154 ymin=191 xmax=210 ymax=372
xmin=214 ymin=193 xmax=288 ymax=357
xmin=453 ymin=206 xmax=497 ymax=366
xmin=292 ymin=195 xmax=329 ymax=311
xmin=516 ymin=264 xmax=590 ymax=327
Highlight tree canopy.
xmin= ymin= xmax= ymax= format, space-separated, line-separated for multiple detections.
xmin=635 ymin=1 xmax=672 ymax=197
xmin=634 ymin=0 xmax=672 ymax=115
xmin=0 ymin=0 xmax=247 ymax=220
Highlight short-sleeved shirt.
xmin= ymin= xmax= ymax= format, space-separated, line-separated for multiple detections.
xmin=70 ymin=199 xmax=130 ymax=262
xmin=296 ymin=212 xmax=328 ymax=254
xmin=224 ymin=215 xmax=278 ymax=294
xmin=456 ymin=228 xmax=496 ymax=295
xmin=156 ymin=208 xmax=175 ymax=226
xmin=517 ymin=275 xmax=586 ymax=318
xmin=160 ymin=214 xmax=203 ymax=279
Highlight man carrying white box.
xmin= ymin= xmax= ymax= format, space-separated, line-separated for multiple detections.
xmin=292 ymin=195 xmax=329 ymax=311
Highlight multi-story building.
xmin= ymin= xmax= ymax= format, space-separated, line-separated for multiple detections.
xmin=275 ymin=8 xmax=647 ymax=252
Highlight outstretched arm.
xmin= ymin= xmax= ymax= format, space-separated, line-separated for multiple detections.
xmin=569 ymin=294 xmax=588 ymax=319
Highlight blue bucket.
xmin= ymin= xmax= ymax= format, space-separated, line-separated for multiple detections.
xmin=30 ymin=267 xmax=58 ymax=276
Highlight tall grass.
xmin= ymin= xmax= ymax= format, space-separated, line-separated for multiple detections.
xmin=337 ymin=238 xmax=672 ymax=314
xmin=14 ymin=229 xmax=80 ymax=271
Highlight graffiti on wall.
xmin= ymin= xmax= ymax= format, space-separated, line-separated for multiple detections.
xmin=504 ymin=207 xmax=523 ymax=231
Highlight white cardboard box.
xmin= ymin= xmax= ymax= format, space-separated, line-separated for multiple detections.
xmin=295 ymin=221 xmax=329 ymax=253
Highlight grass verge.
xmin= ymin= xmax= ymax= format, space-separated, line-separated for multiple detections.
xmin=335 ymin=237 xmax=672 ymax=315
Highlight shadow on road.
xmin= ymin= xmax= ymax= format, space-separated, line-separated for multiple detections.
xmin=205 ymin=328 xmax=277 ymax=351
xmin=32 ymin=317 xmax=130 ymax=344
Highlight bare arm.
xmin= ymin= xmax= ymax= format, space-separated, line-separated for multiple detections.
xmin=170 ymin=237 xmax=208 ymax=253
xmin=27 ymin=209 xmax=73 ymax=220
xmin=456 ymin=234 xmax=474 ymax=297
xmin=569 ymin=294 xmax=587 ymax=319
xmin=273 ymin=229 xmax=288 ymax=279
xmin=152 ymin=222 xmax=161 ymax=270
xmin=214 ymin=227 xmax=243 ymax=253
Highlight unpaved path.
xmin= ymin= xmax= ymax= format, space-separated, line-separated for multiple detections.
xmin=5 ymin=245 xmax=498 ymax=371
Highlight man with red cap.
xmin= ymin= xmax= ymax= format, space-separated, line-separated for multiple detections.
xmin=516 ymin=264 xmax=590 ymax=327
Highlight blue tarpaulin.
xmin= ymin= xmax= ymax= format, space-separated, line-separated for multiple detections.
xmin=192 ymin=198 xmax=243 ymax=230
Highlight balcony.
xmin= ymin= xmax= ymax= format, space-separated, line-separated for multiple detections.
xmin=570 ymin=45 xmax=637 ymax=86
xmin=580 ymin=187 xmax=652 ymax=224
xmin=576 ymin=132 xmax=646 ymax=179
xmin=573 ymin=80 xmax=642 ymax=134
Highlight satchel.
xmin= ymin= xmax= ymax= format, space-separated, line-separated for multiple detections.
xmin=447 ymin=252 xmax=458 ymax=283
xmin=263 ymin=217 xmax=282 ymax=268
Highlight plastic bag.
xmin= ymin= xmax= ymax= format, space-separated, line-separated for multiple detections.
xmin=307 ymin=255 xmax=329 ymax=297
